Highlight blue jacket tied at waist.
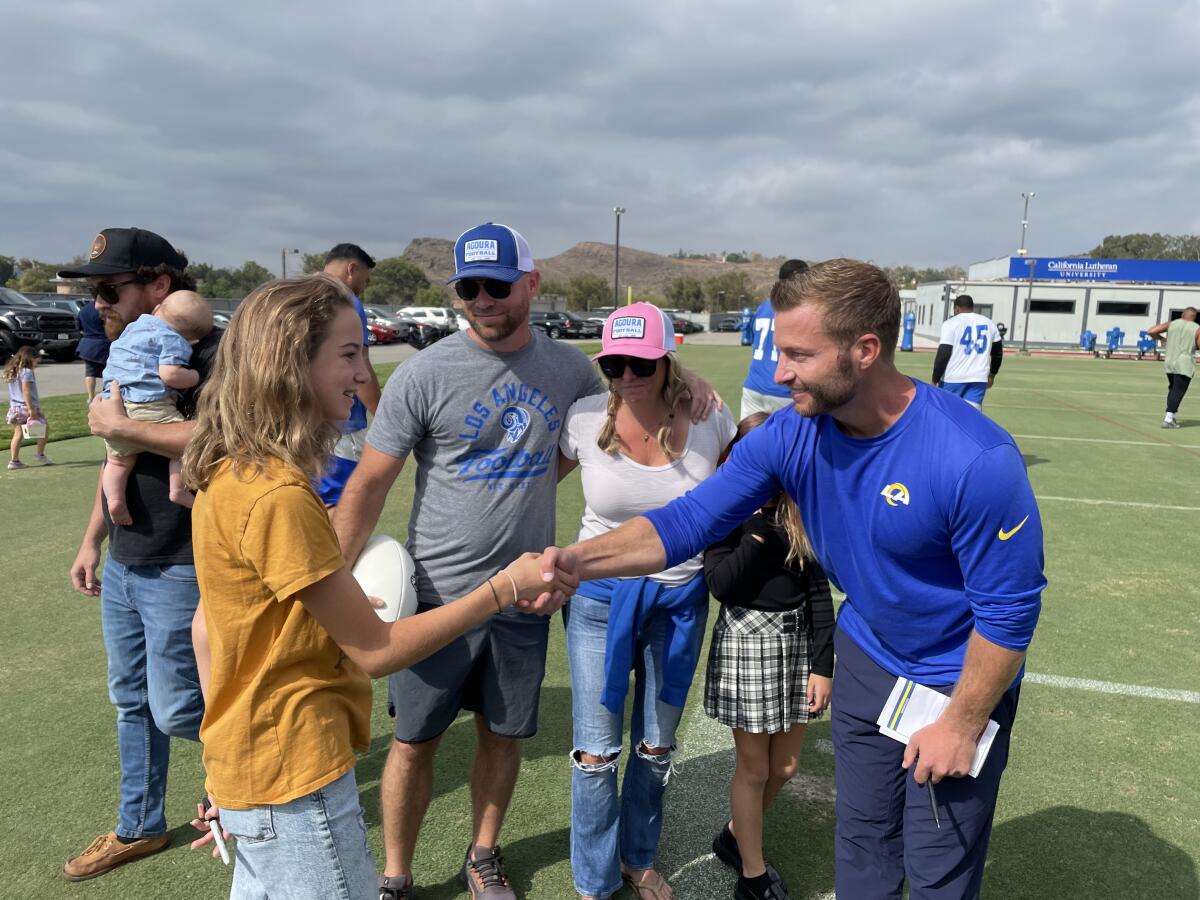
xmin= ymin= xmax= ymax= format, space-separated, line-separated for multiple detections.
xmin=578 ymin=575 xmax=709 ymax=715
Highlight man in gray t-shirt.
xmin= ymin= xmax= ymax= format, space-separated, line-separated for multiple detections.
xmin=333 ymin=223 xmax=602 ymax=899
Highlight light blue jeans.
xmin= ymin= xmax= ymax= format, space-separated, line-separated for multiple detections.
xmin=219 ymin=769 xmax=377 ymax=900
xmin=564 ymin=593 xmax=698 ymax=899
xmin=100 ymin=558 xmax=204 ymax=839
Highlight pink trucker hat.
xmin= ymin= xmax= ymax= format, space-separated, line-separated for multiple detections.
xmin=593 ymin=303 xmax=677 ymax=361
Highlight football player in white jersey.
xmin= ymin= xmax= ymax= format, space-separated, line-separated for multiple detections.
xmin=932 ymin=295 xmax=1003 ymax=410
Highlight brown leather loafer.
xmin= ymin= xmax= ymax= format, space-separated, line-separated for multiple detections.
xmin=63 ymin=831 xmax=170 ymax=881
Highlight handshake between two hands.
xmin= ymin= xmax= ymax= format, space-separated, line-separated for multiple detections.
xmin=506 ymin=546 xmax=580 ymax=616
xmin=362 ymin=545 xmax=582 ymax=617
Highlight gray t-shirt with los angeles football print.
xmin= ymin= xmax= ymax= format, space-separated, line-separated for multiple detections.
xmin=367 ymin=328 xmax=603 ymax=613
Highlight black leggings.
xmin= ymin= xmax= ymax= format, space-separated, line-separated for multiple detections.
xmin=1167 ymin=373 xmax=1192 ymax=414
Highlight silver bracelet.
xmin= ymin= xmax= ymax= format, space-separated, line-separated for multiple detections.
xmin=498 ymin=570 xmax=519 ymax=609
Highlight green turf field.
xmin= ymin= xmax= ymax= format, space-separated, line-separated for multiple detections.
xmin=1 ymin=346 xmax=1197 ymax=898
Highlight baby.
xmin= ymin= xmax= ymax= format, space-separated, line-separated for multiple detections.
xmin=99 ymin=290 xmax=214 ymax=524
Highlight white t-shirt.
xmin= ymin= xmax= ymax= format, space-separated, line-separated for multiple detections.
xmin=561 ymin=393 xmax=736 ymax=585
xmin=939 ymin=312 xmax=1000 ymax=384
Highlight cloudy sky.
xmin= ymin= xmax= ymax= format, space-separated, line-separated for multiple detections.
xmin=3 ymin=0 xmax=1197 ymax=273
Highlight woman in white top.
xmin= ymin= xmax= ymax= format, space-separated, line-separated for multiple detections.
xmin=559 ymin=304 xmax=735 ymax=900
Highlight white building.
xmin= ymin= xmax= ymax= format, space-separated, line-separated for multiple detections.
xmin=912 ymin=255 xmax=1200 ymax=348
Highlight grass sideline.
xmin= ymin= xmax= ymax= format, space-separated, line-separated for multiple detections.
xmin=1 ymin=346 xmax=1197 ymax=898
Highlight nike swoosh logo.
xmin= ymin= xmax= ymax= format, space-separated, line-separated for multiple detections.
xmin=998 ymin=515 xmax=1030 ymax=541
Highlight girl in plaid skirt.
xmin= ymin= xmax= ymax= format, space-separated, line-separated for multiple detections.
xmin=702 ymin=412 xmax=835 ymax=900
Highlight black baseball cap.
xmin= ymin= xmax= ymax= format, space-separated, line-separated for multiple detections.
xmin=58 ymin=227 xmax=188 ymax=278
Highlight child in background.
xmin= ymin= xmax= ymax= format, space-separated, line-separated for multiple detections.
xmin=703 ymin=412 xmax=835 ymax=900
xmin=99 ymin=290 xmax=213 ymax=523
xmin=5 ymin=346 xmax=50 ymax=470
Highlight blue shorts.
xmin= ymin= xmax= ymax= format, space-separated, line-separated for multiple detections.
xmin=941 ymin=382 xmax=987 ymax=405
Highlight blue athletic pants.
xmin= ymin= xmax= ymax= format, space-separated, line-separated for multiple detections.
xmin=831 ymin=626 xmax=1021 ymax=899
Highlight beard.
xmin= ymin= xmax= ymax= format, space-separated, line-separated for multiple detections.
xmin=790 ymin=353 xmax=858 ymax=417
xmin=100 ymin=308 xmax=131 ymax=340
xmin=462 ymin=297 xmax=528 ymax=344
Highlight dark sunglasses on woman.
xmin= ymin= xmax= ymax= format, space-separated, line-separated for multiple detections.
xmin=598 ymin=355 xmax=659 ymax=380
xmin=454 ymin=279 xmax=513 ymax=302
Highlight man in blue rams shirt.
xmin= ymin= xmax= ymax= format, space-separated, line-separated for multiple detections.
xmin=537 ymin=259 xmax=1045 ymax=899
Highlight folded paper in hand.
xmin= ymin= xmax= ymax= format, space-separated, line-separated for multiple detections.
xmin=876 ymin=677 xmax=998 ymax=778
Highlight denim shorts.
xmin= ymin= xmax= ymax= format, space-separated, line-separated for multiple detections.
xmin=219 ymin=769 xmax=376 ymax=900
xmin=386 ymin=610 xmax=550 ymax=743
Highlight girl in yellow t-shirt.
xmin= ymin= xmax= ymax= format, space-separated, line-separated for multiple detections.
xmin=181 ymin=274 xmax=571 ymax=900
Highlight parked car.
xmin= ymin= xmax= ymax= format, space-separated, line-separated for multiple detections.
xmin=366 ymin=321 xmax=399 ymax=345
xmin=397 ymin=307 xmax=458 ymax=336
xmin=212 ymin=312 xmax=232 ymax=330
xmin=45 ymin=297 xmax=90 ymax=318
xmin=0 ymin=286 xmax=81 ymax=362
xmin=671 ymin=317 xmax=704 ymax=335
xmin=714 ymin=316 xmax=743 ymax=332
xmin=365 ymin=308 xmax=412 ymax=341
xmin=403 ymin=318 xmax=442 ymax=349
xmin=528 ymin=310 xmax=602 ymax=339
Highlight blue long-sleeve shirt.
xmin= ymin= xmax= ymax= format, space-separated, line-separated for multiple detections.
xmin=645 ymin=380 xmax=1045 ymax=686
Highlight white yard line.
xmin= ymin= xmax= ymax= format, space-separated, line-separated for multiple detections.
xmin=1035 ymin=494 xmax=1200 ymax=512
xmin=1014 ymin=433 xmax=1200 ymax=449
xmin=1023 ymin=673 xmax=1200 ymax=704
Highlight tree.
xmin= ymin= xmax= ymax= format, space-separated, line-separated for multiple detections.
xmin=232 ymin=261 xmax=273 ymax=297
xmin=1086 ymin=233 xmax=1200 ymax=260
xmin=363 ymin=257 xmax=429 ymax=306
xmin=411 ymin=284 xmax=450 ymax=308
xmin=703 ymin=270 xmax=755 ymax=310
xmin=302 ymin=252 xmax=327 ymax=274
xmin=565 ymin=273 xmax=610 ymax=312
xmin=0 ymin=256 xmax=15 ymax=285
xmin=9 ymin=259 xmax=60 ymax=293
xmin=539 ymin=278 xmax=569 ymax=299
xmin=664 ymin=276 xmax=705 ymax=312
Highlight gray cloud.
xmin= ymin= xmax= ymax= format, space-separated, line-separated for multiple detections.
xmin=2 ymin=0 xmax=1197 ymax=275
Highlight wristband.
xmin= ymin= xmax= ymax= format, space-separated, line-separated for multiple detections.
xmin=499 ymin=570 xmax=519 ymax=609
xmin=485 ymin=577 xmax=503 ymax=614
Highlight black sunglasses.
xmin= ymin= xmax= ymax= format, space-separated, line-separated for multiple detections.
xmin=89 ymin=278 xmax=143 ymax=304
xmin=598 ymin=355 xmax=659 ymax=379
xmin=454 ymin=279 xmax=513 ymax=301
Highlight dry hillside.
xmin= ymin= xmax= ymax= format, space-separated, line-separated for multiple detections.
xmin=402 ymin=238 xmax=785 ymax=298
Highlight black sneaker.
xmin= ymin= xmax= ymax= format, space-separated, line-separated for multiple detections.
xmin=460 ymin=844 xmax=516 ymax=899
xmin=735 ymin=870 xmax=792 ymax=900
xmin=712 ymin=823 xmax=742 ymax=873
xmin=378 ymin=874 xmax=415 ymax=899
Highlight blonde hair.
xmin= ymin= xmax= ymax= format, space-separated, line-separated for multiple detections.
xmin=735 ymin=412 xmax=814 ymax=567
xmin=597 ymin=354 xmax=690 ymax=460
xmin=4 ymin=346 xmax=38 ymax=382
xmin=182 ymin=274 xmax=356 ymax=491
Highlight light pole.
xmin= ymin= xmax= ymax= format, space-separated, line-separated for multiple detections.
xmin=1017 ymin=192 xmax=1035 ymax=257
xmin=613 ymin=207 xmax=625 ymax=307
xmin=1021 ymin=258 xmax=1036 ymax=352
xmin=281 ymin=248 xmax=300 ymax=278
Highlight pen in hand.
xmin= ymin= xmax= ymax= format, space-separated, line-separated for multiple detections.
xmin=926 ymin=778 xmax=940 ymax=829
xmin=200 ymin=797 xmax=231 ymax=865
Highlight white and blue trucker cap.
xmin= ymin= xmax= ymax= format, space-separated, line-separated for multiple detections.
xmin=448 ymin=222 xmax=534 ymax=284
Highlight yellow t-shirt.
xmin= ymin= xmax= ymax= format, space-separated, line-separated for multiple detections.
xmin=192 ymin=458 xmax=371 ymax=809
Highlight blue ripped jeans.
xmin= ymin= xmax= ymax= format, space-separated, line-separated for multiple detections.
xmin=564 ymin=592 xmax=696 ymax=899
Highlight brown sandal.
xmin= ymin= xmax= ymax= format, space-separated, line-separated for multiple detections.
xmin=621 ymin=866 xmax=674 ymax=900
